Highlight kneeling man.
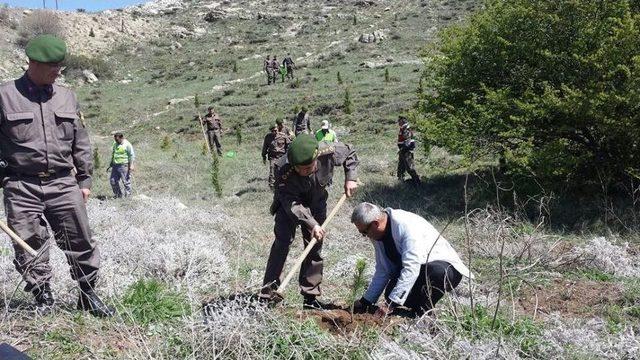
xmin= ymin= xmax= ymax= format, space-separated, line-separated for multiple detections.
xmin=351 ymin=202 xmax=473 ymax=317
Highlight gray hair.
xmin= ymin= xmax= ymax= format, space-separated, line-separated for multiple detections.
xmin=351 ymin=202 xmax=383 ymax=225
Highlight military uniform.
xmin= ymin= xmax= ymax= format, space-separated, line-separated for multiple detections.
xmin=204 ymin=112 xmax=223 ymax=156
xmin=283 ymin=56 xmax=295 ymax=80
xmin=270 ymin=58 xmax=279 ymax=85
xmin=293 ymin=111 xmax=311 ymax=136
xmin=262 ymin=141 xmax=359 ymax=298
xmin=397 ymin=122 xmax=420 ymax=183
xmin=261 ymin=129 xmax=291 ymax=190
xmin=0 ymin=73 xmax=100 ymax=294
xmin=263 ymin=58 xmax=271 ymax=85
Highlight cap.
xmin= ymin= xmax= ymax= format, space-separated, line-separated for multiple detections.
xmin=25 ymin=34 xmax=67 ymax=63
xmin=287 ymin=134 xmax=319 ymax=166
xmin=321 ymin=120 xmax=329 ymax=130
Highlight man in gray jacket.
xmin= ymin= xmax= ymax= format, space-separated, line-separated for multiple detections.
xmin=350 ymin=202 xmax=473 ymax=317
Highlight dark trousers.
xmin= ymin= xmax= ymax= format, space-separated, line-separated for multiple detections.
xmin=207 ymin=130 xmax=223 ymax=156
xmin=397 ymin=149 xmax=419 ymax=182
xmin=262 ymin=196 xmax=327 ymax=297
xmin=3 ymin=175 xmax=100 ymax=292
xmin=385 ymin=261 xmax=462 ymax=314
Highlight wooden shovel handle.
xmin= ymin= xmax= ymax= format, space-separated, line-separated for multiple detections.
xmin=0 ymin=220 xmax=37 ymax=256
xmin=276 ymin=193 xmax=348 ymax=294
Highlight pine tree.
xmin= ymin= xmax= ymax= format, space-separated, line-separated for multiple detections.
xmin=384 ymin=68 xmax=390 ymax=83
xmin=337 ymin=71 xmax=343 ymax=85
xmin=343 ymin=87 xmax=353 ymax=115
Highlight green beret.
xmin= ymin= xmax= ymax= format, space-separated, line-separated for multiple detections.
xmin=288 ymin=134 xmax=318 ymax=166
xmin=25 ymin=35 xmax=67 ymax=63
xmin=276 ymin=118 xmax=283 ymax=125
xmin=270 ymin=125 xmax=277 ymax=131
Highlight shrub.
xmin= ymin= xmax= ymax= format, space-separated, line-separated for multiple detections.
xmin=63 ymin=54 xmax=114 ymax=79
xmin=89 ymin=27 xmax=95 ymax=37
xmin=160 ymin=135 xmax=172 ymax=150
xmin=16 ymin=10 xmax=65 ymax=47
xmin=337 ymin=71 xmax=342 ymax=85
xmin=418 ymin=0 xmax=640 ymax=190
xmin=121 ymin=279 xmax=190 ymax=325
xmin=343 ymin=87 xmax=353 ymax=114
xmin=93 ymin=148 xmax=101 ymax=170
xmin=210 ymin=155 xmax=222 ymax=197
xmin=384 ymin=68 xmax=390 ymax=83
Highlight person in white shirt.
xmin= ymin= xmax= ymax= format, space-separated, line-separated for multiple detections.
xmin=351 ymin=202 xmax=473 ymax=317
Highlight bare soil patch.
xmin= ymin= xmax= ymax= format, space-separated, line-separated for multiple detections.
xmin=518 ymin=279 xmax=623 ymax=318
xmin=297 ymin=307 xmax=404 ymax=334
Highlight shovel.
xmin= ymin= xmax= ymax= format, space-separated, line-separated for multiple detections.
xmin=273 ymin=192 xmax=348 ymax=301
xmin=0 ymin=220 xmax=37 ymax=256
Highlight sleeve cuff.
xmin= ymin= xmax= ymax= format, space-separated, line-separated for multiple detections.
xmin=345 ymin=170 xmax=358 ymax=182
xmin=77 ymin=177 xmax=92 ymax=189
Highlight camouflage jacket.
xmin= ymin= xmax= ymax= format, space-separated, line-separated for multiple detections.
xmin=271 ymin=141 xmax=359 ymax=229
xmin=203 ymin=113 xmax=222 ymax=131
xmin=262 ymin=131 xmax=291 ymax=160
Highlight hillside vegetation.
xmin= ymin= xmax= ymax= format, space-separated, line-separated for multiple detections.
xmin=0 ymin=0 xmax=639 ymax=359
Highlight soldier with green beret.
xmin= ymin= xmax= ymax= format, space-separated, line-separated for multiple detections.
xmin=0 ymin=35 xmax=113 ymax=317
xmin=260 ymin=134 xmax=359 ymax=309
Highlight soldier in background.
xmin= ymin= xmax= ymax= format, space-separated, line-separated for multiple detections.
xmin=276 ymin=118 xmax=294 ymax=139
xmin=397 ymin=116 xmax=420 ymax=184
xmin=283 ymin=53 xmax=295 ymax=80
xmin=261 ymin=124 xmax=291 ymax=190
xmin=293 ymin=106 xmax=311 ymax=136
xmin=270 ymin=56 xmax=279 ymax=85
xmin=203 ymin=106 xmax=223 ymax=156
xmin=0 ymin=35 xmax=113 ymax=317
xmin=263 ymin=55 xmax=272 ymax=85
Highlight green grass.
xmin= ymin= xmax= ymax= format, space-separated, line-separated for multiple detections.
xmin=120 ymin=279 xmax=191 ymax=326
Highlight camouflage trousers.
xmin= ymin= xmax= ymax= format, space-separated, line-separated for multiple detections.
xmin=398 ymin=149 xmax=420 ymax=182
xmin=207 ymin=130 xmax=223 ymax=156
xmin=3 ymin=174 xmax=100 ymax=293
xmin=268 ymin=155 xmax=284 ymax=190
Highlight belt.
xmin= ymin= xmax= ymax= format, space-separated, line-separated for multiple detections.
xmin=7 ymin=169 xmax=71 ymax=180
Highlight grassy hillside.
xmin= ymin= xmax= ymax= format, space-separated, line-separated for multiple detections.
xmin=1 ymin=0 xmax=639 ymax=358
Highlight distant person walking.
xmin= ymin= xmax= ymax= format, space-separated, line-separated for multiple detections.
xmin=262 ymin=124 xmax=291 ymax=190
xmin=293 ymin=106 xmax=311 ymax=136
xmin=109 ymin=132 xmax=135 ymax=198
xmin=203 ymin=106 xmax=223 ymax=156
xmin=270 ymin=56 xmax=279 ymax=85
xmin=283 ymin=53 xmax=295 ymax=80
xmin=263 ymin=55 xmax=272 ymax=85
xmin=315 ymin=120 xmax=337 ymax=143
xmin=397 ymin=116 xmax=420 ymax=184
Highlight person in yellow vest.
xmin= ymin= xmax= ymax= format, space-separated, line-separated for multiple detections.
xmin=315 ymin=120 xmax=337 ymax=143
xmin=108 ymin=132 xmax=135 ymax=198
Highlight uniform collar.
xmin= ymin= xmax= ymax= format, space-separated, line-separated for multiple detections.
xmin=18 ymin=73 xmax=54 ymax=100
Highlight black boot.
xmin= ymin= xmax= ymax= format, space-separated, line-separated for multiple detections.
xmin=77 ymin=283 xmax=114 ymax=318
xmin=32 ymin=284 xmax=55 ymax=315
xmin=302 ymin=295 xmax=328 ymax=310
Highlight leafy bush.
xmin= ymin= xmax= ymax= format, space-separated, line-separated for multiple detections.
xmin=121 ymin=279 xmax=190 ymax=325
xmin=16 ymin=10 xmax=65 ymax=47
xmin=63 ymin=54 xmax=114 ymax=79
xmin=418 ymin=0 xmax=640 ymax=190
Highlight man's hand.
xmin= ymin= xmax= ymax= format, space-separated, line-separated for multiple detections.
xmin=374 ymin=302 xmax=395 ymax=318
xmin=311 ymin=225 xmax=326 ymax=241
xmin=344 ymin=180 xmax=358 ymax=197
xmin=80 ymin=188 xmax=91 ymax=203
xmin=353 ymin=297 xmax=371 ymax=314
xmin=129 ymin=164 xmax=135 ymax=172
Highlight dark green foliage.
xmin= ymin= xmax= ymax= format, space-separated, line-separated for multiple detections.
xmin=89 ymin=27 xmax=95 ymax=37
xmin=384 ymin=68 xmax=390 ymax=83
xmin=349 ymin=259 xmax=368 ymax=315
xmin=418 ymin=0 xmax=640 ymax=189
xmin=343 ymin=87 xmax=353 ymax=114
xmin=93 ymin=148 xmax=101 ymax=170
xmin=160 ymin=135 xmax=172 ymax=151
xmin=63 ymin=54 xmax=114 ymax=79
xmin=194 ymin=93 xmax=201 ymax=109
xmin=232 ymin=60 xmax=238 ymax=73
xmin=121 ymin=279 xmax=190 ymax=325
xmin=234 ymin=123 xmax=243 ymax=145
xmin=210 ymin=155 xmax=222 ymax=197
xmin=353 ymin=15 xmax=357 ymax=25
xmin=337 ymin=71 xmax=343 ymax=85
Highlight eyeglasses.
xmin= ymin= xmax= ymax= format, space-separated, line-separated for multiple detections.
xmin=359 ymin=222 xmax=374 ymax=237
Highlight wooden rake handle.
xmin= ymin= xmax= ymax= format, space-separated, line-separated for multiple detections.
xmin=276 ymin=193 xmax=348 ymax=295
xmin=0 ymin=220 xmax=37 ymax=256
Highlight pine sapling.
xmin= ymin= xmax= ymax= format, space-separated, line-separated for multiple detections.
xmin=350 ymin=259 xmax=368 ymax=318
xmin=343 ymin=87 xmax=353 ymax=115
xmin=201 ymin=142 xmax=208 ymax=156
xmin=234 ymin=124 xmax=243 ymax=145
xmin=337 ymin=71 xmax=343 ymax=85
xmin=93 ymin=148 xmax=101 ymax=170
xmin=210 ymin=154 xmax=222 ymax=198
xmin=160 ymin=135 xmax=172 ymax=151
xmin=353 ymin=15 xmax=357 ymax=26
xmin=384 ymin=68 xmax=390 ymax=83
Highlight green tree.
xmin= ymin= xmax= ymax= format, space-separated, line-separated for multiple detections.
xmin=337 ymin=71 xmax=343 ymax=85
xmin=384 ymin=68 xmax=390 ymax=83
xmin=343 ymin=87 xmax=353 ymax=115
xmin=418 ymin=0 xmax=640 ymax=189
